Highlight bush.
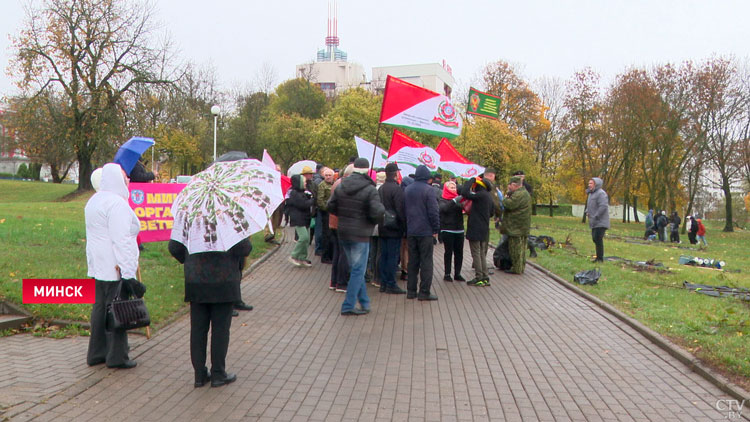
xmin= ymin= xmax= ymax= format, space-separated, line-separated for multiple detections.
xmin=15 ymin=163 xmax=29 ymax=179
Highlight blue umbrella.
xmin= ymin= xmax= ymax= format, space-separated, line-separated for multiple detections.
xmin=113 ymin=137 xmax=155 ymax=176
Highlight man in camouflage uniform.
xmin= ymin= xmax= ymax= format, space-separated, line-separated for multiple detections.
xmin=501 ymin=176 xmax=531 ymax=274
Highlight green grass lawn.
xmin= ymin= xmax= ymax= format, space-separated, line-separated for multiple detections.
xmin=0 ymin=180 xmax=274 ymax=334
xmin=499 ymin=215 xmax=750 ymax=389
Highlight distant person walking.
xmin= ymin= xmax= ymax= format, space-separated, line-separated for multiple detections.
xmin=287 ymin=174 xmax=315 ymax=267
xmin=696 ymin=218 xmax=708 ymax=247
xmin=688 ymin=216 xmax=698 ymax=245
xmin=586 ymin=177 xmax=610 ymax=262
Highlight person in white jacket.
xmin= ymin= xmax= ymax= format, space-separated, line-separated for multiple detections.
xmin=85 ymin=163 xmax=141 ymax=369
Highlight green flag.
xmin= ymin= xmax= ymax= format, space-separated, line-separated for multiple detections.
xmin=466 ymin=87 xmax=500 ymax=120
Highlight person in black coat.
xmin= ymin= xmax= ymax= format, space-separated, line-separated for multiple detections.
xmin=377 ymin=163 xmax=407 ymax=294
xmin=655 ymin=211 xmax=668 ymax=242
xmin=670 ymin=211 xmax=681 ymax=243
xmin=287 ymin=174 xmax=315 ymax=267
xmin=327 ymin=158 xmax=386 ymax=315
xmin=461 ymin=177 xmax=494 ymax=285
xmin=129 ymin=160 xmax=157 ymax=183
xmin=438 ymin=181 xmax=466 ymax=282
xmin=404 ymin=165 xmax=441 ymax=300
xmin=168 ymin=238 xmax=252 ymax=388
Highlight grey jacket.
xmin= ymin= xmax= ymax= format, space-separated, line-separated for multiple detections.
xmin=586 ymin=177 xmax=610 ymax=229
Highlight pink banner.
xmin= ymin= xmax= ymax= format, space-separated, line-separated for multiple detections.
xmin=128 ymin=183 xmax=187 ymax=243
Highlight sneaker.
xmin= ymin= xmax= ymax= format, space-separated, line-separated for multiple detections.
xmin=481 ymin=278 xmax=491 ymax=287
xmin=400 ymin=271 xmax=408 ymax=281
xmin=301 ymin=260 xmax=313 ymax=267
xmin=370 ymin=281 xmax=381 ymax=288
xmin=288 ymin=257 xmax=302 ymax=267
xmin=385 ymin=286 xmax=407 ymax=294
xmin=341 ymin=308 xmax=367 ymax=316
xmin=454 ymin=274 xmax=466 ymax=282
xmin=335 ymin=287 xmax=347 ymax=293
xmin=406 ymin=292 xmax=417 ymax=299
xmin=467 ymin=278 xmax=481 ymax=286
xmin=443 ymin=274 xmax=453 ymax=282
xmin=329 ymin=284 xmax=335 ymax=290
xmin=417 ymin=293 xmax=438 ymax=301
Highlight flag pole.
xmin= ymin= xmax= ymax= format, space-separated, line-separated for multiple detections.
xmin=369 ymin=122 xmax=382 ymax=173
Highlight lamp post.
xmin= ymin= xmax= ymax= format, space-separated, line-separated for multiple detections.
xmin=211 ymin=105 xmax=221 ymax=162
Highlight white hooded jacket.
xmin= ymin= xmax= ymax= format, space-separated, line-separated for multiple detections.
xmin=85 ymin=163 xmax=140 ymax=280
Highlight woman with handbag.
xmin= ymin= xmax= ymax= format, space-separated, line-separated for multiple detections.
xmin=85 ymin=163 xmax=141 ymax=369
xmin=438 ymin=181 xmax=466 ymax=282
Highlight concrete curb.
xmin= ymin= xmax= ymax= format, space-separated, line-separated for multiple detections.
xmin=528 ymin=260 xmax=750 ymax=403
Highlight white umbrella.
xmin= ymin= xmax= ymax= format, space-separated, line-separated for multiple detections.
xmin=170 ymin=159 xmax=284 ymax=253
xmin=287 ymin=160 xmax=317 ymax=177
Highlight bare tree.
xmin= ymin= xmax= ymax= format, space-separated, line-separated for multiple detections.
xmin=10 ymin=0 xmax=177 ymax=190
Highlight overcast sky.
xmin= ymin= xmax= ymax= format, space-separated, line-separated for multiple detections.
xmin=2 ymin=0 xmax=749 ymax=98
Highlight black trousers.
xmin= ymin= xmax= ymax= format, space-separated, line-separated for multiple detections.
xmin=407 ymin=236 xmax=434 ymax=295
xmin=441 ymin=231 xmax=464 ymax=277
xmin=190 ymin=302 xmax=233 ymax=378
xmin=331 ymin=230 xmax=349 ymax=288
xmin=320 ymin=212 xmax=333 ymax=262
xmin=591 ymin=227 xmax=607 ymax=261
xmin=87 ymin=280 xmax=130 ymax=366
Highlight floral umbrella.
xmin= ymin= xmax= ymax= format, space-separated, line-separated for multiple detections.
xmin=171 ymin=159 xmax=284 ymax=253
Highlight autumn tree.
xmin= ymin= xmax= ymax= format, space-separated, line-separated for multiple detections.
xmin=317 ymin=88 xmax=381 ymax=167
xmin=10 ymin=0 xmax=176 ymax=190
xmin=452 ymin=118 xmax=536 ymax=186
xmin=693 ymin=58 xmax=749 ymax=232
xmin=221 ymin=91 xmax=270 ymax=159
xmin=531 ymin=77 xmax=567 ymax=216
xmin=5 ymin=92 xmax=77 ymax=182
xmin=268 ymin=78 xmax=328 ymax=119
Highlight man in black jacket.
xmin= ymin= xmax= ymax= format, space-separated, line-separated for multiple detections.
xmin=404 ymin=165 xmax=440 ymax=300
xmin=377 ymin=163 xmax=407 ymax=294
xmin=327 ymin=158 xmax=385 ymax=315
xmin=462 ymin=177 xmax=494 ymax=286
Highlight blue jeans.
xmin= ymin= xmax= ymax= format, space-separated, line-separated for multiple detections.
xmin=340 ymin=239 xmax=371 ymax=312
xmin=378 ymin=237 xmax=401 ymax=289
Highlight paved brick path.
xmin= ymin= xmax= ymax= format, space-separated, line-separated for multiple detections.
xmin=2 ymin=228 xmax=746 ymax=421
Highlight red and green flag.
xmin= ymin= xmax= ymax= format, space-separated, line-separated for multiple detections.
xmin=387 ymin=130 xmax=441 ymax=176
xmin=466 ymin=87 xmax=501 ymax=120
xmin=379 ymin=75 xmax=463 ymax=138
xmin=435 ymin=138 xmax=484 ymax=178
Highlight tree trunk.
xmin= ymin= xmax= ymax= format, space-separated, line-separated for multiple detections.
xmin=632 ymin=196 xmax=640 ymax=223
xmin=722 ymin=178 xmax=733 ymax=232
xmin=76 ymin=151 xmax=94 ymax=191
xmin=549 ymin=196 xmax=553 ymax=217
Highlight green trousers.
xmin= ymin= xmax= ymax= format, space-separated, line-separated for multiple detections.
xmin=508 ymin=236 xmax=527 ymax=274
xmin=291 ymin=226 xmax=310 ymax=260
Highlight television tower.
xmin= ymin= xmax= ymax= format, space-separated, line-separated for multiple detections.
xmin=325 ymin=1 xmax=339 ymax=62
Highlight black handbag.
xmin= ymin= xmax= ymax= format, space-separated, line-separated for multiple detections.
xmin=382 ymin=209 xmax=399 ymax=231
xmin=107 ymin=279 xmax=151 ymax=331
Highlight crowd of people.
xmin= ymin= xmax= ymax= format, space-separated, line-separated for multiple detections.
xmin=644 ymin=209 xmax=708 ymax=247
xmin=278 ymin=158 xmax=534 ymax=314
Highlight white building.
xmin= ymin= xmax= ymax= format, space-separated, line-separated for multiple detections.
xmin=295 ymin=61 xmax=366 ymax=97
xmin=371 ymin=62 xmax=456 ymax=98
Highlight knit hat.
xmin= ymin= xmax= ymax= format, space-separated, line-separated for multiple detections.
xmin=484 ymin=167 xmax=497 ymax=175
xmin=510 ymin=175 xmax=523 ymax=184
xmin=352 ymin=157 xmax=369 ymax=174
xmin=301 ymin=166 xmax=314 ymax=175
xmin=385 ymin=162 xmax=399 ymax=173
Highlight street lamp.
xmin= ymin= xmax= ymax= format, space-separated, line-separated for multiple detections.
xmin=211 ymin=105 xmax=221 ymax=162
